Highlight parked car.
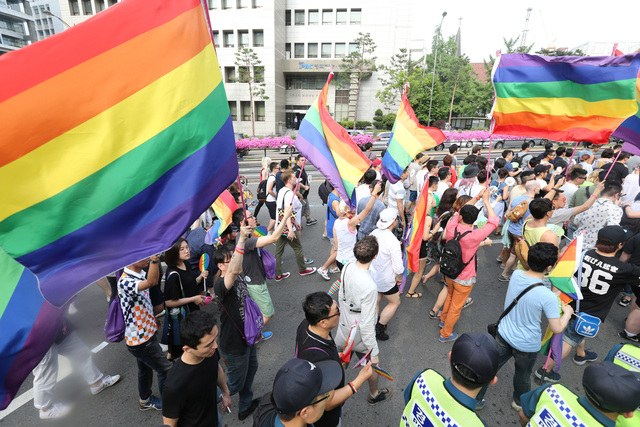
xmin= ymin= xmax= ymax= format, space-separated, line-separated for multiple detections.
xmin=371 ymin=131 xmax=392 ymax=150
xmin=279 ymin=144 xmax=297 ymax=154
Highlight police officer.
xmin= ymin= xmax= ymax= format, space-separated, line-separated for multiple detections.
xmin=400 ymin=333 xmax=500 ymax=426
xmin=519 ymin=361 xmax=640 ymax=426
xmin=604 ymin=342 xmax=640 ymax=426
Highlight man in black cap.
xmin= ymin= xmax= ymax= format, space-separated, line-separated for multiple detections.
xmin=520 ymin=361 xmax=640 ymax=426
xmin=535 ymin=225 xmax=640 ymax=383
xmin=400 ymin=333 xmax=500 ymax=426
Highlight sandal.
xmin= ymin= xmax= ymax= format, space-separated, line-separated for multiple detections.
xmin=406 ymin=292 xmax=423 ymax=298
xmin=429 ymin=309 xmax=442 ymax=319
xmin=463 ymin=298 xmax=474 ymax=309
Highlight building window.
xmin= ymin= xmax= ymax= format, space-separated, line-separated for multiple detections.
xmin=350 ymin=9 xmax=361 ymax=24
xmin=286 ymin=74 xmax=328 ymax=90
xmin=252 ymin=0 xmax=263 ymax=7
xmin=294 ymin=43 xmax=304 ymax=59
xmin=255 ymin=101 xmax=265 ymax=121
xmin=236 ymin=0 xmax=247 ymax=8
xmin=208 ymin=0 xmax=217 ymax=9
xmin=308 ymin=43 xmax=318 ymax=58
xmin=349 ymin=42 xmax=358 ymax=54
xmin=336 ymin=9 xmax=347 ymax=25
xmin=82 ymin=0 xmax=92 ymax=14
xmin=229 ymin=101 xmax=237 ymax=121
xmin=107 ymin=0 xmax=116 ymax=6
xmin=285 ymin=10 xmax=291 ymax=26
xmin=335 ymin=43 xmax=346 ymax=58
xmin=255 ymin=66 xmax=264 ymax=83
xmin=322 ymin=9 xmax=332 ymax=25
xmin=285 ymin=43 xmax=291 ymax=59
xmin=294 ymin=10 xmax=304 ymax=25
xmin=223 ymin=31 xmax=234 ymax=47
xmin=222 ymin=0 xmax=231 ymax=9
xmin=241 ymin=101 xmax=251 ymax=121
xmin=238 ymin=30 xmax=249 ymax=47
xmin=224 ymin=67 xmax=236 ymax=83
xmin=253 ymin=30 xmax=264 ymax=47
xmin=69 ymin=0 xmax=80 ymax=15
xmin=212 ymin=31 xmax=219 ymax=47
xmin=308 ymin=9 xmax=318 ymax=25
xmin=96 ymin=0 xmax=105 ymax=12
xmin=238 ymin=66 xmax=249 ymax=83
xmin=321 ymin=43 xmax=331 ymax=58
xmin=334 ymin=89 xmax=350 ymax=121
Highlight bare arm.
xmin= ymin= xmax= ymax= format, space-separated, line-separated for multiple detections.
xmin=223 ymin=226 xmax=250 ymax=290
xmin=162 ymin=417 xmax=178 ymax=427
xmin=350 ymin=183 xmax=382 ymax=230
xmin=543 ymin=178 xmax=565 ymax=200
xmin=572 ymin=182 xmax=604 ymax=215
xmin=137 ymin=255 xmax=160 ymax=291
xmin=256 ymin=206 xmax=292 ymax=247
xmin=325 ymin=363 xmax=373 ymax=410
xmin=267 ymin=179 xmax=276 ymax=198
xmin=624 ymin=205 xmax=640 ymax=219
xmin=548 ymin=303 xmax=573 ymax=334
xmin=217 ymin=363 xmax=231 ymax=413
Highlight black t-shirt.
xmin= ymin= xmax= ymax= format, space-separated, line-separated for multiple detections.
xmin=571 ymin=250 xmax=640 ymax=321
xmin=293 ymin=165 xmax=309 ymax=198
xmin=604 ymin=162 xmax=629 ymax=185
xmin=295 ymin=320 xmax=345 ymax=427
xmin=162 ymin=350 xmax=220 ymax=427
xmin=214 ymin=276 xmax=247 ymax=354
xmin=164 ymin=265 xmax=202 ymax=313
xmin=623 ymin=234 xmax=640 ymax=266
xmin=240 ymin=235 xmax=267 ymax=285
xmin=275 ymin=171 xmax=285 ymax=193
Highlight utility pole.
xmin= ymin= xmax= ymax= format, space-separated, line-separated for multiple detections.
xmin=427 ymin=11 xmax=447 ymax=126
xmin=520 ymin=8 xmax=532 ymax=48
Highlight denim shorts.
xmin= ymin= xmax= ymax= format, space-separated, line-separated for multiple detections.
xmin=409 ymin=190 xmax=418 ymax=202
xmin=562 ymin=317 xmax=586 ymax=348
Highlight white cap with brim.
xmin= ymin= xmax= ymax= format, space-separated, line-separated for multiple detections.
xmin=376 ymin=208 xmax=397 ymax=229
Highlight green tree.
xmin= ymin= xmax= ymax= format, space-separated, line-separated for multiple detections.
xmin=535 ymin=47 xmax=586 ymax=56
xmin=376 ymin=48 xmax=421 ymax=111
xmin=483 ymin=36 xmax=534 ymax=75
xmin=341 ymin=32 xmax=377 ymax=130
xmin=235 ymin=46 xmax=269 ymax=137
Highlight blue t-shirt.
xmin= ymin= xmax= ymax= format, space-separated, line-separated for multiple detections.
xmin=507 ymin=195 xmax=532 ymax=236
xmin=504 ymin=161 xmax=514 ymax=172
xmin=498 ymin=270 xmax=559 ymax=352
xmin=326 ymin=193 xmax=340 ymax=238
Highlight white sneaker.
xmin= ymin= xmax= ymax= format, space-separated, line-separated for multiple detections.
xmin=317 ymin=268 xmax=330 ymax=281
xmin=328 ymin=266 xmax=340 ymax=274
xmin=160 ymin=343 xmax=169 ymax=352
xmin=40 ymin=403 xmax=72 ymax=419
xmin=91 ymin=374 xmax=121 ymax=395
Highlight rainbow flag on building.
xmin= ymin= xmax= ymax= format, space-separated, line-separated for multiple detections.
xmin=405 ymin=181 xmax=431 ymax=273
xmin=492 ymin=53 xmax=640 ymax=144
xmin=295 ymin=72 xmax=372 ymax=208
xmin=381 ymin=88 xmax=445 ymax=183
xmin=212 ymin=190 xmax=239 ymax=236
xmin=0 ymin=0 xmax=237 ymax=409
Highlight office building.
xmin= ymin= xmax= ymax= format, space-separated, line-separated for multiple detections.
xmin=0 ymin=0 xmax=36 ymax=53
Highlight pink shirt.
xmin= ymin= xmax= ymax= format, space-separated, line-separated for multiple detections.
xmin=445 ymin=212 xmax=499 ymax=281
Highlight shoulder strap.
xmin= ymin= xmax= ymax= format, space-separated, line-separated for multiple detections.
xmin=497 ymin=282 xmax=544 ymax=324
xmin=575 ymin=250 xmax=589 ymax=314
xmin=339 ymin=262 xmax=353 ymax=304
xmin=167 ymin=270 xmax=185 ymax=298
xmin=585 ymin=186 xmax=592 ymax=198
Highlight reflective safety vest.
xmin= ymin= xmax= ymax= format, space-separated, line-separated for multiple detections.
xmin=527 ymin=384 xmax=604 ymax=427
xmin=611 ymin=344 xmax=640 ymax=427
xmin=400 ymin=369 xmax=485 ymax=427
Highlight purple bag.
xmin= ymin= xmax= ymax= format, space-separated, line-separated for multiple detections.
xmin=259 ymin=248 xmax=276 ymax=279
xmin=243 ymin=294 xmax=264 ymax=346
xmin=105 ymin=296 xmax=125 ymax=342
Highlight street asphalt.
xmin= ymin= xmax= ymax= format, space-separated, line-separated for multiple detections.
xmin=1 ymin=149 xmax=631 ymax=427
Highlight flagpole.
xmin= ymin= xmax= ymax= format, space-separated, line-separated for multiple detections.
xmin=563 ymin=140 xmax=581 ymax=176
xmin=291 ymin=157 xmax=307 ymax=205
xmin=602 ymin=148 xmax=623 ymax=181
xmin=485 ymin=135 xmax=493 ymax=186
xmin=236 ymin=174 xmax=248 ymax=223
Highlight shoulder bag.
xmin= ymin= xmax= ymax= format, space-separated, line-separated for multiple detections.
xmin=487 ymin=282 xmax=544 ymax=338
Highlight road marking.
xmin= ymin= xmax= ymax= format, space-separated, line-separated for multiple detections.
xmin=0 ymin=341 xmax=109 ymax=419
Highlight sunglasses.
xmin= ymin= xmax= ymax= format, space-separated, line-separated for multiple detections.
xmin=319 ymin=306 xmax=340 ymax=321
xmin=309 ymin=392 xmax=330 ymax=406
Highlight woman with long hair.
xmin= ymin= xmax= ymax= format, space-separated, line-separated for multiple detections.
xmin=254 ymin=156 xmax=271 ymax=220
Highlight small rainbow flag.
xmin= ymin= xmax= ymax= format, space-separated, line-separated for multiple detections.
xmin=211 ymin=190 xmax=239 ymax=237
xmin=492 ymin=53 xmax=640 ymax=144
xmin=295 ymin=72 xmax=372 ymax=209
xmin=548 ymin=234 xmax=584 ymax=302
xmin=381 ymin=88 xmax=445 ymax=183
xmin=199 ymin=254 xmax=209 ymax=272
xmin=405 ymin=181 xmax=431 ymax=273
xmin=253 ymin=225 xmax=268 ymax=238
xmin=0 ymin=0 xmax=237 ymax=409
xmin=327 ymin=279 xmax=341 ymax=296
xmin=372 ymin=366 xmax=393 ymax=381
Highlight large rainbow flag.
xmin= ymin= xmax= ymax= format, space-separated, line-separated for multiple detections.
xmin=612 ymin=77 xmax=640 ymax=148
xmin=295 ymin=72 xmax=372 ymax=208
xmin=405 ymin=181 xmax=431 ymax=273
xmin=381 ymin=89 xmax=446 ymax=183
xmin=492 ymin=53 xmax=640 ymax=144
xmin=0 ymin=0 xmax=237 ymax=409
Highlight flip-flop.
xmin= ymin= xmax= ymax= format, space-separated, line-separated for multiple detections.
xmin=406 ymin=292 xmax=423 ymax=298
xmin=463 ymin=298 xmax=474 ymax=309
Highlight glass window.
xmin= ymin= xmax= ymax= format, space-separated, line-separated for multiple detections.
xmin=285 ymin=10 xmax=291 ymax=26
xmin=238 ymin=30 xmax=249 ymax=47
xmin=241 ymin=101 xmax=251 ymax=121
xmin=308 ymin=10 xmax=318 ymax=25
xmin=82 ymin=0 xmax=92 ymax=14
xmin=207 ymin=0 xmax=216 ymax=9
xmin=321 ymin=43 xmax=331 ymax=58
xmin=334 ymin=89 xmax=350 ymax=121
xmin=336 ymin=9 xmax=347 ymax=25
xmin=221 ymin=0 xmax=231 ymax=9
xmin=224 ymin=67 xmax=236 ymax=83
xmin=229 ymin=101 xmax=237 ymax=121
xmin=252 ymin=0 xmax=263 ymax=7
xmin=96 ymin=0 xmax=105 ymax=12
xmin=223 ymin=31 xmax=234 ymax=47
xmin=349 ymin=42 xmax=358 ymax=54
xmin=294 ymin=10 xmax=304 ymax=25
xmin=236 ymin=0 xmax=248 ymax=8
xmin=350 ymin=9 xmax=361 ymax=24
xmin=285 ymin=43 xmax=291 ymax=58
xmin=255 ymin=66 xmax=264 ymax=83
xmin=212 ymin=31 xmax=219 ymax=47
xmin=322 ymin=9 xmax=332 ymax=24
xmin=69 ymin=0 xmax=80 ymax=15
xmin=255 ymin=101 xmax=265 ymax=121
xmin=238 ymin=66 xmax=249 ymax=83
xmin=335 ymin=43 xmax=345 ymax=58
xmin=107 ymin=0 xmax=116 ymax=6
xmin=253 ymin=30 xmax=264 ymax=47
xmin=294 ymin=43 xmax=304 ymax=58
xmin=308 ymin=43 xmax=318 ymax=58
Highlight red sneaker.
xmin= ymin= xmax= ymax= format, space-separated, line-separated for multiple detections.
xmin=299 ymin=268 xmax=317 ymax=276
xmin=275 ymin=272 xmax=290 ymax=282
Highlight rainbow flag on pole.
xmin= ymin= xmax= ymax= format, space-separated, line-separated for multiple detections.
xmin=548 ymin=234 xmax=584 ymax=302
xmin=0 ymin=0 xmax=237 ymax=409
xmin=492 ymin=53 xmax=640 ymax=144
xmin=381 ymin=88 xmax=446 ymax=183
xmin=405 ymin=181 xmax=431 ymax=273
xmin=295 ymin=72 xmax=372 ymax=208
xmin=212 ymin=190 xmax=239 ymax=236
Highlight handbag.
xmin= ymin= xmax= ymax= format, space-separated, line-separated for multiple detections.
xmin=161 ymin=271 xmax=190 ymax=346
xmin=258 ymin=248 xmax=276 ymax=279
xmin=218 ymin=275 xmax=264 ymax=346
xmin=514 ymin=221 xmax=531 ymax=270
xmin=104 ymin=296 xmax=125 ymax=342
xmin=487 ymin=282 xmax=543 ymax=338
xmin=573 ymin=250 xmax=600 ymax=337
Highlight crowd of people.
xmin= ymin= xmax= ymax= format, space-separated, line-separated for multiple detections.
xmin=33 ymin=141 xmax=640 ymax=426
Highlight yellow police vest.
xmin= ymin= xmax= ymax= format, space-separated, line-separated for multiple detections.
xmin=527 ymin=385 xmax=605 ymax=427
xmin=400 ymin=369 xmax=484 ymax=427
xmin=611 ymin=343 xmax=640 ymax=427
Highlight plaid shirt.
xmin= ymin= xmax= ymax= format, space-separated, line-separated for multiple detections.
xmin=356 ymin=196 xmax=386 ymax=239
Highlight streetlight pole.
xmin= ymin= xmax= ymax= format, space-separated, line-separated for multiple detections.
xmin=427 ymin=11 xmax=447 ymax=126
xmin=43 ymin=10 xmax=71 ymax=29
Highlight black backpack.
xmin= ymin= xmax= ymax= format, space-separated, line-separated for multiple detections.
xmin=252 ymin=392 xmax=278 ymax=427
xmin=439 ymin=228 xmax=474 ymax=279
xmin=257 ymin=179 xmax=268 ymax=201
xmin=318 ymin=180 xmax=331 ymax=205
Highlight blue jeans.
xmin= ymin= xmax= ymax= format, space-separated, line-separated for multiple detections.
xmin=126 ymin=334 xmax=172 ymax=400
xmin=476 ymin=333 xmax=539 ymax=405
xmin=219 ymin=346 xmax=259 ymax=414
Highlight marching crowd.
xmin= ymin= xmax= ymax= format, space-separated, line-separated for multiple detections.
xmin=31 ymin=141 xmax=640 ymax=426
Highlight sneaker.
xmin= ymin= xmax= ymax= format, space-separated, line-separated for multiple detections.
xmin=573 ymin=350 xmax=598 ymax=366
xmin=367 ymin=388 xmax=393 ymax=405
xmin=306 ymin=218 xmax=318 ymax=225
xmin=618 ymin=330 xmax=640 ymax=342
xmin=238 ymin=398 xmax=260 ymax=421
xmin=439 ymin=332 xmax=458 ymax=343
xmin=534 ymin=367 xmax=561 ymax=383
xmin=496 ymin=256 xmax=503 ymax=263
xmin=275 ymin=272 xmax=290 ymax=282
xmin=498 ymin=274 xmax=511 ymax=282
xmin=90 ymin=374 xmax=121 ymax=395
xmin=619 ymin=296 xmax=632 ymax=307
xmin=375 ymin=323 xmax=389 ymax=341
xmin=438 ymin=321 xmax=444 ymax=329
xmin=322 ymin=234 xmax=329 ymax=239
xmin=304 ymin=258 xmax=314 ymax=264
xmin=159 ymin=343 xmax=169 ymax=352
xmin=425 ymin=259 xmax=432 ymax=266
xmin=317 ymin=268 xmax=330 ymax=281
xmin=328 ymin=266 xmax=340 ymax=274
xmin=300 ymin=267 xmax=317 ymax=276
xmin=476 ymin=399 xmax=486 ymax=411
xmin=40 ymin=403 xmax=71 ymax=419
xmin=260 ymin=331 xmax=273 ymax=341
xmin=511 ymin=401 xmax=522 ymax=412
xmin=139 ymin=395 xmax=162 ymax=411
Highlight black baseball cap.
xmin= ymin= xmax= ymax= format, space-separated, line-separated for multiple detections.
xmin=272 ymin=359 xmax=342 ymax=414
xmin=597 ymin=225 xmax=633 ymax=245
xmin=583 ymin=361 xmax=640 ymax=413
xmin=533 ymin=164 xmax=551 ymax=174
xmin=450 ymin=333 xmax=499 ymax=384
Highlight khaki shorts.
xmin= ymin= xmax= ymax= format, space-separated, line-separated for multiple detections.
xmin=246 ymin=281 xmax=275 ymax=318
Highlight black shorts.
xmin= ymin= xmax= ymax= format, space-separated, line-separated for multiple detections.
xmin=419 ymin=240 xmax=429 ymax=259
xmin=336 ymin=261 xmax=344 ymax=271
xmin=381 ymin=284 xmax=399 ymax=295
xmin=266 ymin=201 xmax=276 ymax=220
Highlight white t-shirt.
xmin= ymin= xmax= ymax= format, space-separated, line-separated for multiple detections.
xmin=408 ymin=163 xmax=422 ymax=191
xmin=266 ymin=175 xmax=277 ymax=202
xmin=387 ymin=181 xmax=405 ymax=214
xmin=536 ymin=178 xmax=547 ymax=191
xmin=334 ymin=218 xmax=357 ymax=264
xmin=355 ymin=184 xmax=371 ymax=208
xmin=560 ymin=182 xmax=579 ymax=203
xmin=435 ymin=181 xmax=449 ymax=199
xmin=622 ymin=175 xmax=640 ymax=204
xmin=275 ymin=187 xmax=297 ymax=228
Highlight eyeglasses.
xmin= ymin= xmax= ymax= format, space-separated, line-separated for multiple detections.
xmin=319 ymin=306 xmax=340 ymax=321
xmin=309 ymin=392 xmax=330 ymax=406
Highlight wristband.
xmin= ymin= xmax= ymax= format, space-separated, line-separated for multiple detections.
xmin=475 ymin=195 xmax=480 ymax=201
xmin=235 ymin=247 xmax=245 ymax=255
xmin=150 ymin=260 xmax=159 ymax=264
xmin=349 ymin=382 xmax=357 ymax=394
xmin=590 ymin=194 xmax=597 ymax=198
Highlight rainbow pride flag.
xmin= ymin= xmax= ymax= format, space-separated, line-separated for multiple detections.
xmin=382 ymin=89 xmax=445 ymax=183
xmin=405 ymin=181 xmax=431 ymax=273
xmin=492 ymin=53 xmax=640 ymax=144
xmin=612 ymin=78 xmax=640 ymax=148
xmin=0 ymin=0 xmax=237 ymax=409
xmin=295 ymin=72 xmax=372 ymax=208
xmin=212 ymin=190 xmax=239 ymax=237
xmin=548 ymin=234 xmax=583 ymax=302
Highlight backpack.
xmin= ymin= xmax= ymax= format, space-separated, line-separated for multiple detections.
xmin=506 ymin=197 xmax=532 ymax=222
xmin=318 ymin=180 xmax=331 ymax=205
xmin=257 ymin=179 xmax=268 ymax=201
xmin=252 ymin=392 xmax=278 ymax=427
xmin=514 ymin=221 xmax=531 ymax=270
xmin=439 ymin=228 xmax=474 ymax=279
xmin=104 ymin=296 xmax=125 ymax=342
